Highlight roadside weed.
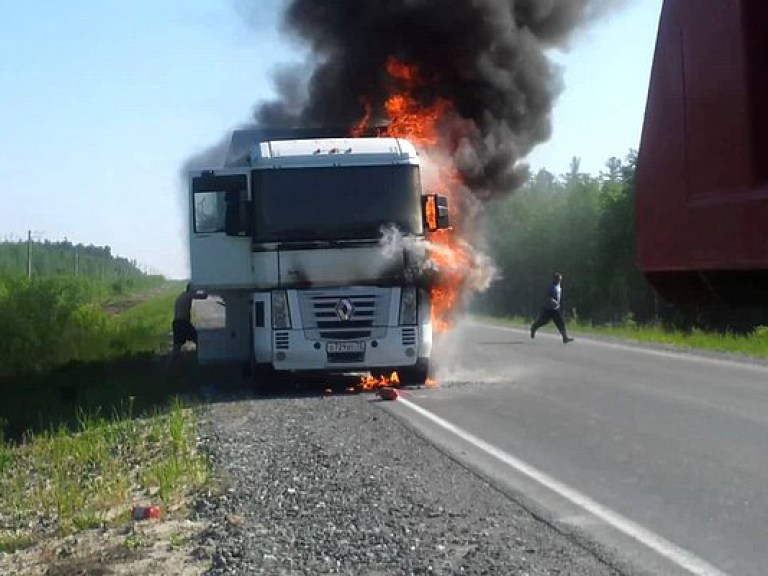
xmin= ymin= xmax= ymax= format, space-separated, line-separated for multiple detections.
xmin=0 ymin=533 xmax=37 ymax=554
xmin=124 ymin=532 xmax=149 ymax=550
xmin=169 ymin=530 xmax=188 ymax=549
xmin=0 ymin=400 xmax=208 ymax=549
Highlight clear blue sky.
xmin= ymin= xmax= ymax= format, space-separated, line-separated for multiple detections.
xmin=0 ymin=0 xmax=662 ymax=279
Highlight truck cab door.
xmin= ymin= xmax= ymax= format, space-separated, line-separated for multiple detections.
xmin=190 ymin=171 xmax=253 ymax=289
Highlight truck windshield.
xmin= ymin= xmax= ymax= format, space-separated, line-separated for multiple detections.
xmin=251 ymin=165 xmax=423 ymax=242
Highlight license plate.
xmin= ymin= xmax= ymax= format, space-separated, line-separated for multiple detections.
xmin=326 ymin=341 xmax=365 ymax=353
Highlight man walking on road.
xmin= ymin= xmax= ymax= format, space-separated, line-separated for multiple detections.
xmin=530 ymin=273 xmax=574 ymax=343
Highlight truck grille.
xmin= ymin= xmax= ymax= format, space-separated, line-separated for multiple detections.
xmin=299 ymin=287 xmax=391 ymax=340
xmin=401 ymin=327 xmax=417 ymax=346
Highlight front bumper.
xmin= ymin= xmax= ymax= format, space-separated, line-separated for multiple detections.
xmin=270 ymin=326 xmax=431 ymax=371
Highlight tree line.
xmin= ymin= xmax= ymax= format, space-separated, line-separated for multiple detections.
xmin=0 ymin=239 xmax=160 ymax=294
xmin=475 ymin=153 xmax=658 ymax=326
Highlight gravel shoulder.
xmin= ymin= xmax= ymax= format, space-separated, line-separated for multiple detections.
xmin=192 ymin=389 xmax=621 ymax=575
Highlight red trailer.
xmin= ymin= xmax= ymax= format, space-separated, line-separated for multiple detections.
xmin=636 ymin=0 xmax=768 ymax=313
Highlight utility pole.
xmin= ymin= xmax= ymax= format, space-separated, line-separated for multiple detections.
xmin=74 ymin=246 xmax=79 ymax=277
xmin=27 ymin=230 xmax=31 ymax=278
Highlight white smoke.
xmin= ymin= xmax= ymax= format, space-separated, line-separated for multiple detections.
xmin=377 ymin=224 xmax=499 ymax=306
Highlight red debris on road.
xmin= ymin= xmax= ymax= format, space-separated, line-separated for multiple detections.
xmin=377 ymin=387 xmax=400 ymax=401
xmin=132 ymin=505 xmax=162 ymax=521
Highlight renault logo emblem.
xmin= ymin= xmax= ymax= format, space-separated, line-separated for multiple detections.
xmin=335 ymin=298 xmax=355 ymax=321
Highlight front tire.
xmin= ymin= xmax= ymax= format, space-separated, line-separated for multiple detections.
xmin=396 ymin=359 xmax=430 ymax=387
xmin=251 ymin=363 xmax=287 ymax=395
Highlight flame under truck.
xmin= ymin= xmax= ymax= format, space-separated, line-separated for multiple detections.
xmin=188 ymin=129 xmax=449 ymax=386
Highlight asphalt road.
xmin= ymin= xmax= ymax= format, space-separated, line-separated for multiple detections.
xmin=383 ymin=320 xmax=768 ymax=576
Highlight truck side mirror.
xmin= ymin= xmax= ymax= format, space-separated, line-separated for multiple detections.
xmin=225 ymin=189 xmax=250 ymax=236
xmin=422 ymin=194 xmax=451 ymax=232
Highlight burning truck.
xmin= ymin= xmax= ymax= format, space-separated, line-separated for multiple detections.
xmin=189 ymin=128 xmax=449 ymax=387
xmin=186 ymin=1 xmax=603 ymax=386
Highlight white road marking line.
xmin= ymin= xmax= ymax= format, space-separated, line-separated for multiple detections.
xmin=476 ymin=320 xmax=768 ymax=373
xmin=397 ymin=397 xmax=728 ymax=576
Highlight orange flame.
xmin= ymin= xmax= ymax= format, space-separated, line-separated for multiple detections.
xmin=351 ymin=56 xmax=479 ymax=386
xmin=379 ymin=59 xmax=471 ymax=335
xmin=359 ymin=371 xmax=400 ymax=391
xmin=350 ymin=102 xmax=374 ymax=138
xmin=383 ymin=94 xmax=451 ymax=146
xmin=386 ymin=56 xmax=422 ymax=83
xmin=424 ymin=195 xmax=437 ymax=231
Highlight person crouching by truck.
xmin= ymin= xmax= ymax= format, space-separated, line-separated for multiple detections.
xmin=171 ymin=282 xmax=208 ymax=358
xmin=530 ymin=273 xmax=574 ymax=344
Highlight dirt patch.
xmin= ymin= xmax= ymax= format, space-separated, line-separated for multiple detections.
xmin=102 ymin=286 xmax=172 ymax=316
xmin=103 ymin=297 xmax=144 ymax=316
xmin=0 ymin=518 xmax=207 ymax=576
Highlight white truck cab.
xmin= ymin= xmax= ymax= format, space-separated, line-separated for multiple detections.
xmin=188 ymin=129 xmax=449 ymax=386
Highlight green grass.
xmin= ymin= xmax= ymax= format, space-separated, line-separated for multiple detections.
xmin=169 ymin=530 xmax=190 ymax=549
xmin=0 ymin=399 xmax=208 ymax=553
xmin=124 ymin=531 xmax=150 ymax=550
xmin=0 ymin=283 xmax=187 ymax=438
xmin=484 ymin=315 xmax=768 ymax=359
xmin=0 ymin=283 xmax=210 ymax=553
xmin=0 ymin=534 xmax=37 ymax=554
xmin=101 ymin=288 xmax=179 ymax=357
xmin=0 ymin=278 xmax=178 ymax=378
xmin=139 ymin=399 xmax=208 ymax=502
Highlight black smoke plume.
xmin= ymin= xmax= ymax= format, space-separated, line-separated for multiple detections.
xmin=254 ymin=0 xmax=623 ymax=199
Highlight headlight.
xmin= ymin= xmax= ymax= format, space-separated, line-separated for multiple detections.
xmin=399 ymin=286 xmax=418 ymax=326
xmin=271 ymin=290 xmax=291 ymax=329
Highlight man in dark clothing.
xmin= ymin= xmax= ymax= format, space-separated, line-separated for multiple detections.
xmin=171 ymin=283 xmax=208 ymax=357
xmin=530 ymin=273 xmax=574 ymax=343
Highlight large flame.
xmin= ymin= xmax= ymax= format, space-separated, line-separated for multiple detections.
xmin=360 ymin=371 xmax=400 ymax=391
xmin=353 ymin=56 xmax=474 ymax=335
xmin=352 ymin=57 xmax=484 ymax=391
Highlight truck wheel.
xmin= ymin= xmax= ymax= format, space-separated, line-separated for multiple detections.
xmin=397 ymin=361 xmax=429 ymax=387
xmin=251 ymin=364 xmax=286 ymax=395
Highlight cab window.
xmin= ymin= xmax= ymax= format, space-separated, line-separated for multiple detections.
xmin=194 ymin=191 xmax=226 ymax=233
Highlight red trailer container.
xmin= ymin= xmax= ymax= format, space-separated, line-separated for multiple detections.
xmin=636 ymin=0 xmax=768 ymax=309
